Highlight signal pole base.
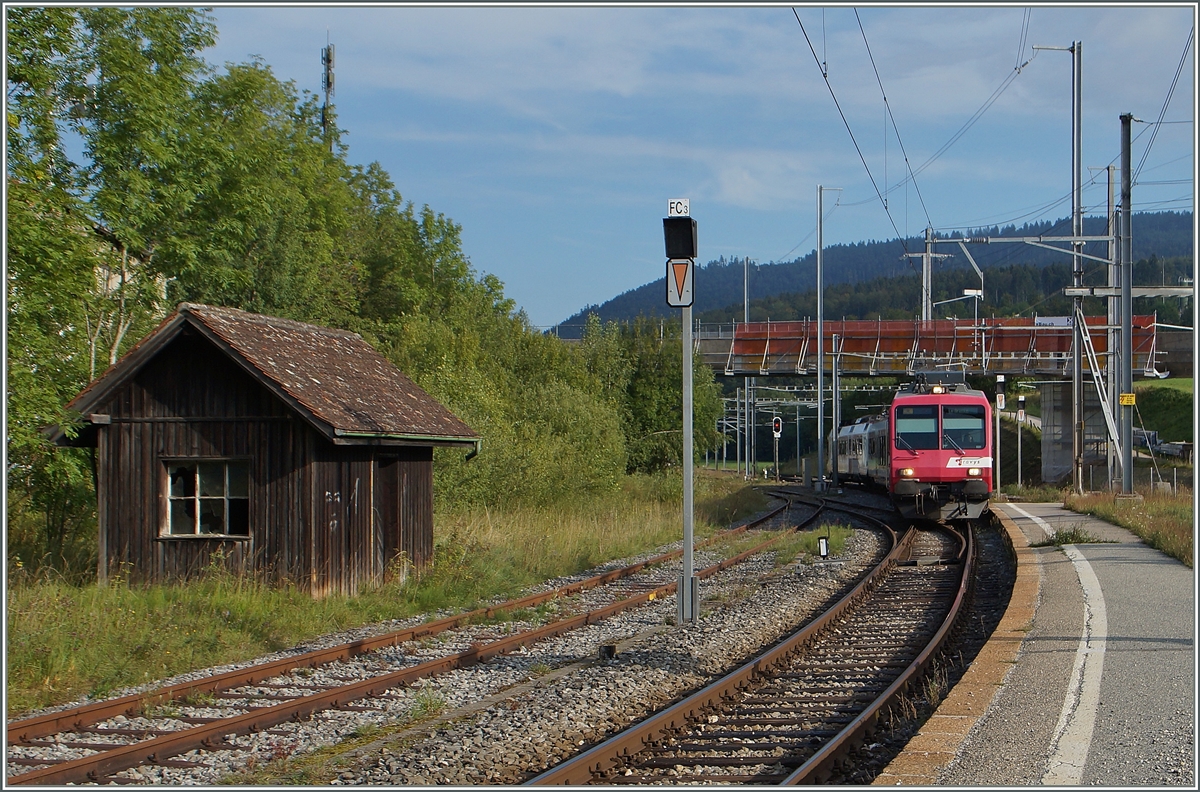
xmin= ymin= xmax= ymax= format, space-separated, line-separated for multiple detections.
xmin=677 ymin=575 xmax=699 ymax=623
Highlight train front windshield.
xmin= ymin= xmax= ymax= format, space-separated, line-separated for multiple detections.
xmin=895 ymin=403 xmax=987 ymax=451
xmin=894 ymin=405 xmax=939 ymax=449
xmin=943 ymin=405 xmax=986 ymax=450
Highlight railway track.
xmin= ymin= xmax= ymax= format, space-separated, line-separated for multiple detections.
xmin=6 ymin=493 xmax=844 ymax=785
xmin=527 ymin=507 xmax=973 ymax=785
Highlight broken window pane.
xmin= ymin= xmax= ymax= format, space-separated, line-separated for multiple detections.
xmin=170 ymin=499 xmax=196 ymax=535
xmin=169 ymin=465 xmax=196 ymax=498
xmin=198 ymin=462 xmax=225 ymax=497
xmin=198 ymin=498 xmax=224 ymax=533
xmin=227 ymin=462 xmax=249 ymax=498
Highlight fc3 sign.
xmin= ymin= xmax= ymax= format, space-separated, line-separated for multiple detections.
xmin=664 ymin=198 xmax=695 ymax=308
xmin=666 ymin=258 xmax=694 ymax=307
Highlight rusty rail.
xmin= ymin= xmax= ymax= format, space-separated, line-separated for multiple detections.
xmin=781 ymin=522 xmax=974 ymax=784
xmin=8 ymin=494 xmax=819 ymax=785
xmin=7 ymin=496 xmax=795 ymax=747
xmin=526 ymin=508 xmax=905 ymax=785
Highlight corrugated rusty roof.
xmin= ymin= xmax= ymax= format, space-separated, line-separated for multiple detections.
xmin=62 ymin=303 xmax=477 ymax=445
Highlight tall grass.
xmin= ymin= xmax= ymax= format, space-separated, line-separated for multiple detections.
xmin=6 ymin=473 xmax=769 ymax=717
xmin=1064 ymin=488 xmax=1194 ymax=567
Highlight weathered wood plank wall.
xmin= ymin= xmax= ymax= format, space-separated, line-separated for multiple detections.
xmin=91 ymin=327 xmax=433 ymax=596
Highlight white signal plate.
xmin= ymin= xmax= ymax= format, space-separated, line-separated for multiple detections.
xmin=946 ymin=457 xmax=992 ymax=468
xmin=666 ymin=258 xmax=694 ymax=307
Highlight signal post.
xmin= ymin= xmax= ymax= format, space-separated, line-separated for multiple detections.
xmin=772 ymin=416 xmax=782 ymax=483
xmin=664 ymin=199 xmax=699 ymax=623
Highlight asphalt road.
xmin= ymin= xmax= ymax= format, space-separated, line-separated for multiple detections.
xmin=940 ymin=503 xmax=1194 ymax=786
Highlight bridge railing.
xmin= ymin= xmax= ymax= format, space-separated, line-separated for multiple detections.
xmin=695 ymin=316 xmax=1162 ymax=377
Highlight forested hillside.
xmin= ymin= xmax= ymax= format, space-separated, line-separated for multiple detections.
xmin=6 ymin=7 xmax=721 ymax=578
xmin=555 ymin=211 xmax=1193 ymax=334
xmin=697 ymin=256 xmax=1193 ymax=328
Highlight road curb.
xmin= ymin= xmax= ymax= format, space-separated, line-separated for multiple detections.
xmin=872 ymin=508 xmax=1040 ymax=785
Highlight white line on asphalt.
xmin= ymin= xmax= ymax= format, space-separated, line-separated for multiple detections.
xmin=1000 ymin=504 xmax=1108 ymax=784
xmin=1004 ymin=503 xmax=1055 ymax=541
xmin=1042 ymin=542 xmax=1107 ymax=785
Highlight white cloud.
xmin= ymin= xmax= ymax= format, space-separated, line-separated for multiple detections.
xmin=202 ymin=4 xmax=1194 ymax=325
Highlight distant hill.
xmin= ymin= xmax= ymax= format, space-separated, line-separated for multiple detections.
xmin=695 ymin=255 xmax=1193 ymax=330
xmin=553 ymin=211 xmax=1193 ymax=336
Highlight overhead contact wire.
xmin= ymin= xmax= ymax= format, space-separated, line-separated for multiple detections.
xmin=792 ymin=7 xmax=910 ymax=255
xmin=1133 ymin=27 xmax=1194 ymax=185
xmin=855 ymin=7 xmax=933 ymax=229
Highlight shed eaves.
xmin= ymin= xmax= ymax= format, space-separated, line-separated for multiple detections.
xmin=181 ymin=304 xmax=477 ymax=441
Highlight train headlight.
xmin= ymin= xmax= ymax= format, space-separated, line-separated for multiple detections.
xmin=968 ymin=467 xmax=982 ymax=476
xmin=900 ymin=468 xmax=916 ymax=477
xmin=931 ymin=385 xmax=945 ymax=394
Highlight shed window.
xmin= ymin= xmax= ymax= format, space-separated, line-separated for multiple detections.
xmin=166 ymin=461 xmax=249 ymax=536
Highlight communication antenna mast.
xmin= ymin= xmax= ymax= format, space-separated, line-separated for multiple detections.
xmin=321 ymin=37 xmax=335 ymax=152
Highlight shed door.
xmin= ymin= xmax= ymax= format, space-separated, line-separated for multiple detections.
xmin=374 ymin=450 xmax=433 ymax=578
xmin=375 ymin=456 xmax=404 ymax=579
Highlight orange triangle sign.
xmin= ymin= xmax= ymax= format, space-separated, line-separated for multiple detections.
xmin=672 ymin=261 xmax=689 ymax=299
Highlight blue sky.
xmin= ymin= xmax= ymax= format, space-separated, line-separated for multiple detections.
xmin=203 ymin=4 xmax=1196 ymax=327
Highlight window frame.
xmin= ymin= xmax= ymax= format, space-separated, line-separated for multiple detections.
xmin=160 ymin=458 xmax=251 ymax=540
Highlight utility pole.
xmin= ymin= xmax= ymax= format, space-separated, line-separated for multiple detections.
xmin=1017 ymin=394 xmax=1025 ymax=488
xmin=321 ymin=40 xmax=335 ymax=153
xmin=1094 ymin=162 xmax=1118 ymax=489
xmin=815 ymin=186 xmax=841 ymax=490
xmin=831 ymin=334 xmax=840 ymax=488
xmin=1120 ymin=113 xmax=1134 ymax=494
xmin=905 ymin=227 xmax=950 ymax=321
xmin=736 ymin=386 xmax=742 ymax=476
xmin=995 ymin=375 xmax=1005 ymax=493
xmin=1072 ymin=41 xmax=1085 ymax=496
xmin=1035 ymin=40 xmax=1084 ymax=494
xmin=816 ymin=187 xmax=825 ymax=490
xmin=744 ymin=258 xmax=750 ymax=480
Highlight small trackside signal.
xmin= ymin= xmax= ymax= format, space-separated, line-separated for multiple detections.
xmin=772 ymin=416 xmax=782 ymax=438
xmin=663 ymin=216 xmax=698 ymax=260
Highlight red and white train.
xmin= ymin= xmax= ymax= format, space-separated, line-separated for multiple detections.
xmin=836 ymin=377 xmax=992 ymax=522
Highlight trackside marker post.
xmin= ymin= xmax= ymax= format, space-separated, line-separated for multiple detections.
xmin=773 ymin=417 xmax=781 ymax=482
xmin=665 ymin=199 xmax=698 ymax=623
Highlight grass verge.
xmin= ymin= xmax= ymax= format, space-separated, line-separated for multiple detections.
xmin=6 ymin=473 xmax=770 ymax=717
xmin=1028 ymin=523 xmax=1106 ymax=547
xmin=1063 ymin=488 xmax=1194 ymax=567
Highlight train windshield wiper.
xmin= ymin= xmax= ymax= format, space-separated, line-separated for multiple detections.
xmin=943 ymin=433 xmax=966 ymax=455
xmin=896 ymin=434 xmax=917 ymax=452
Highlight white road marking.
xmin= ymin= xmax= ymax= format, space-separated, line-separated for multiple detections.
xmin=1004 ymin=503 xmax=1055 ymax=541
xmin=1000 ymin=504 xmax=1108 ymax=785
xmin=1042 ymin=543 xmax=1107 ymax=785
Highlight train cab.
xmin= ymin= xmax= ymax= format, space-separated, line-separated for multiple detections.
xmin=889 ymin=381 xmax=992 ymax=521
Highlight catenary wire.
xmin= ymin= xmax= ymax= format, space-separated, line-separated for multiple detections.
xmin=841 ymin=27 xmax=1036 ymax=207
xmin=1015 ymin=7 xmax=1032 ymax=71
xmin=792 ymin=7 xmax=910 ymax=255
xmin=1133 ymin=27 xmax=1194 ymax=185
xmin=855 ymin=7 xmax=933 ymax=229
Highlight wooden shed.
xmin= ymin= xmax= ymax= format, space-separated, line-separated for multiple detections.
xmin=47 ymin=303 xmax=479 ymax=597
